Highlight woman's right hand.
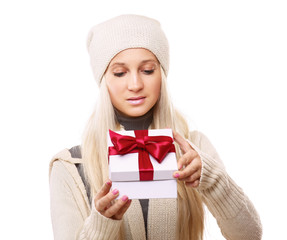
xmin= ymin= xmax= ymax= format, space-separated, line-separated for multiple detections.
xmin=94 ymin=180 xmax=132 ymax=220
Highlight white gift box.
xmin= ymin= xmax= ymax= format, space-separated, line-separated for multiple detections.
xmin=107 ymin=129 xmax=178 ymax=199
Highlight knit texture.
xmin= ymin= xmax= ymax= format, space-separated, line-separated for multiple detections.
xmin=49 ymin=131 xmax=262 ymax=240
xmin=86 ymin=14 xmax=169 ymax=85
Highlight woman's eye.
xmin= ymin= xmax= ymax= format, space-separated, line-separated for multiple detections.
xmin=143 ymin=69 xmax=154 ymax=75
xmin=114 ymin=72 xmax=126 ymax=77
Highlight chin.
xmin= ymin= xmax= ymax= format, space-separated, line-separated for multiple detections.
xmin=128 ymin=112 xmax=146 ymax=117
xmin=125 ymin=108 xmax=150 ymax=118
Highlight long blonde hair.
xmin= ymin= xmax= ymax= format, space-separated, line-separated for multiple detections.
xmin=82 ymin=68 xmax=204 ymax=239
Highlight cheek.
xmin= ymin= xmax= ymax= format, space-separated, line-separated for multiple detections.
xmin=106 ymin=77 xmax=122 ymax=93
xmin=108 ymin=87 xmax=120 ymax=104
xmin=106 ymin=82 xmax=120 ymax=103
xmin=153 ymin=78 xmax=162 ymax=99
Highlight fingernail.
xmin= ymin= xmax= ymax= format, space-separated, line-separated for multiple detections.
xmin=121 ymin=195 xmax=128 ymax=202
xmin=112 ymin=189 xmax=119 ymax=195
xmin=106 ymin=180 xmax=112 ymax=186
xmin=174 ymin=173 xmax=180 ymax=178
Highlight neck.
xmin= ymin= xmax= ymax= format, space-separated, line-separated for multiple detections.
xmin=114 ymin=108 xmax=153 ymax=130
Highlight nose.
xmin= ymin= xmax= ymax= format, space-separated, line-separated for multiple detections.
xmin=127 ymin=72 xmax=144 ymax=92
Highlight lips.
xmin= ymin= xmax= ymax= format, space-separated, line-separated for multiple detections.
xmin=127 ymin=96 xmax=146 ymax=105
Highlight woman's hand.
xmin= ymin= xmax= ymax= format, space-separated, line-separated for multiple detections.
xmin=94 ymin=180 xmax=132 ymax=220
xmin=173 ymin=131 xmax=202 ymax=188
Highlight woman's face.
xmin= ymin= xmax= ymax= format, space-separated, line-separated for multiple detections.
xmin=105 ymin=48 xmax=161 ymax=117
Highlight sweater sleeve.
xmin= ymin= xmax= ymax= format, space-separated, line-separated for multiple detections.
xmin=188 ymin=131 xmax=262 ymax=240
xmin=49 ymin=160 xmax=122 ymax=240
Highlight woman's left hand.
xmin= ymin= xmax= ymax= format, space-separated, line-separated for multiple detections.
xmin=172 ymin=131 xmax=202 ymax=188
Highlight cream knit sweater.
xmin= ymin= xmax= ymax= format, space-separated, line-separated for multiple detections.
xmin=49 ymin=131 xmax=262 ymax=239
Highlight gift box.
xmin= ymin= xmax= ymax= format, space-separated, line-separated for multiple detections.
xmin=107 ymin=128 xmax=178 ymax=199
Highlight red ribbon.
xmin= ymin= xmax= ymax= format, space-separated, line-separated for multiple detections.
xmin=108 ymin=129 xmax=176 ymax=181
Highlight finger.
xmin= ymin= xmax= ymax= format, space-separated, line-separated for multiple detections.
xmin=176 ymin=161 xmax=199 ymax=180
xmin=177 ymin=149 xmax=199 ymax=170
xmin=178 ymin=149 xmax=199 ymax=166
xmin=174 ymin=155 xmax=201 ymax=179
xmin=181 ymin=169 xmax=201 ymax=183
xmin=173 ymin=130 xmax=192 ymax=154
xmin=105 ymin=195 xmax=131 ymax=219
xmin=94 ymin=179 xmax=112 ymax=202
xmin=186 ymin=179 xmax=200 ymax=188
xmin=113 ymin=198 xmax=132 ymax=220
xmin=95 ymin=188 xmax=119 ymax=212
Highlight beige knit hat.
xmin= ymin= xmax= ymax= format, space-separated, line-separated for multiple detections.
xmin=86 ymin=14 xmax=169 ymax=85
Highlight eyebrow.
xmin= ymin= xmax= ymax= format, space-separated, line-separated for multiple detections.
xmin=109 ymin=59 xmax=159 ymax=68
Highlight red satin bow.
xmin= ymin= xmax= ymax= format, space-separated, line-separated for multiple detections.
xmin=108 ymin=129 xmax=176 ymax=181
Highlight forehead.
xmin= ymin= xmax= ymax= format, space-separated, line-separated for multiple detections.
xmin=109 ymin=48 xmax=159 ymax=66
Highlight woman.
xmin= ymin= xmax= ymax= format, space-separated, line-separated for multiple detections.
xmin=49 ymin=14 xmax=262 ymax=240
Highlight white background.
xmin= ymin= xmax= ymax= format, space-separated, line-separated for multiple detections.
xmin=0 ymin=0 xmax=286 ymax=239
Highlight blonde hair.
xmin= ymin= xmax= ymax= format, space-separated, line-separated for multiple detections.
xmin=82 ymin=68 xmax=204 ymax=239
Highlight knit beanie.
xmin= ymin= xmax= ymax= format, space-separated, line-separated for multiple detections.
xmin=86 ymin=14 xmax=169 ymax=86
